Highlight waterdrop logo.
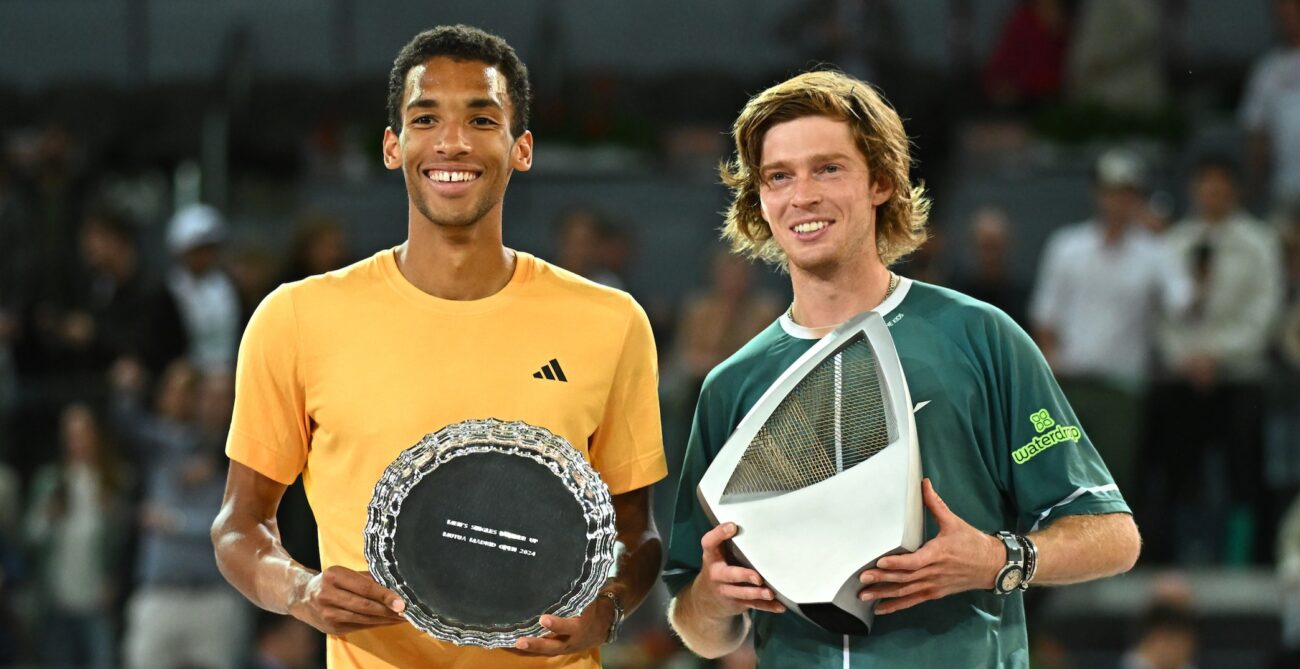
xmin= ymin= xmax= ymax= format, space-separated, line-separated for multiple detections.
xmin=1012 ymin=409 xmax=1082 ymax=464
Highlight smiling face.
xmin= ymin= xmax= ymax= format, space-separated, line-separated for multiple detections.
xmin=1192 ymin=165 xmax=1238 ymax=222
xmin=383 ymin=56 xmax=533 ymax=230
xmin=60 ymin=404 xmax=100 ymax=463
xmin=757 ymin=115 xmax=893 ymax=276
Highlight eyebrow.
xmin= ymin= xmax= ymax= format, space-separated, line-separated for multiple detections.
xmin=467 ymin=98 xmax=504 ymax=111
xmin=405 ymin=97 xmax=504 ymax=112
xmin=760 ymin=152 xmax=855 ymax=172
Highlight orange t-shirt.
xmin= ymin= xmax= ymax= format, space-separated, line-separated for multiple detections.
xmin=227 ymin=249 xmax=667 ymax=668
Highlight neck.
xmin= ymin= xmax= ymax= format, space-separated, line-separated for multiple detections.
xmin=977 ymin=260 xmax=1005 ymax=280
xmin=399 ymin=212 xmax=515 ymax=300
xmin=1202 ymin=208 xmax=1232 ymax=225
xmin=109 ymin=255 xmax=136 ymax=281
xmin=788 ymin=256 xmax=894 ymax=328
xmin=1100 ymin=216 xmax=1128 ymax=244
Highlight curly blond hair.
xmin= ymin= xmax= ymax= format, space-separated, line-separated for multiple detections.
xmin=720 ymin=70 xmax=930 ymax=269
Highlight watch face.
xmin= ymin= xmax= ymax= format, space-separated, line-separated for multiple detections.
xmin=999 ymin=567 xmax=1024 ymax=592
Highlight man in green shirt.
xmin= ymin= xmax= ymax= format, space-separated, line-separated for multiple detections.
xmin=664 ymin=70 xmax=1141 ymax=667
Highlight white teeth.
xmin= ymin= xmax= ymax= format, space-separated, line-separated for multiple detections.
xmin=429 ymin=170 xmax=479 ymax=183
xmin=793 ymin=220 xmax=830 ymax=234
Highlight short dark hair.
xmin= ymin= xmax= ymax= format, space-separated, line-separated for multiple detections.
xmin=1193 ymin=153 xmax=1241 ymax=182
xmin=83 ymin=206 xmax=137 ymax=245
xmin=553 ymin=205 xmax=613 ymax=237
xmin=1136 ymin=604 xmax=1197 ymax=641
xmin=386 ymin=25 xmax=532 ymax=138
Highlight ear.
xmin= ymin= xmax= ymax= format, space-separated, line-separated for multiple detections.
xmin=512 ymin=130 xmax=534 ymax=172
xmin=382 ymin=127 xmax=401 ymax=171
xmin=870 ymin=176 xmax=895 ymax=207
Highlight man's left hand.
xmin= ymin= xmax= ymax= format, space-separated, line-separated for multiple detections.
xmin=513 ymin=595 xmax=614 ymax=656
xmin=857 ymin=478 xmax=1004 ymax=615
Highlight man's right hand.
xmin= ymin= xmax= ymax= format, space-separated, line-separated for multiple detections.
xmin=289 ymin=566 xmax=408 ymax=635
xmin=691 ymin=522 xmax=786 ymax=618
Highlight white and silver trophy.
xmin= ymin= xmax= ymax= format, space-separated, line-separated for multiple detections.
xmin=697 ymin=311 xmax=924 ymax=635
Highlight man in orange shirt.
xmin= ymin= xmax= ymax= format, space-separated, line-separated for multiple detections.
xmin=211 ymin=25 xmax=667 ymax=668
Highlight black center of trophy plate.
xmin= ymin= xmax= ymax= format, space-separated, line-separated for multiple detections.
xmin=391 ymin=450 xmax=590 ymax=625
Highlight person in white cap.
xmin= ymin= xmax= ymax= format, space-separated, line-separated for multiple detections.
xmin=166 ymin=203 xmax=241 ymax=373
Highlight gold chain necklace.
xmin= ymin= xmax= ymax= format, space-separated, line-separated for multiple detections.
xmin=787 ymin=271 xmax=900 ymax=330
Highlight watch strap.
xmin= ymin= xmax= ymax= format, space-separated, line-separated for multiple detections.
xmin=1018 ymin=533 xmax=1038 ymax=590
xmin=598 ymin=591 xmax=624 ymax=643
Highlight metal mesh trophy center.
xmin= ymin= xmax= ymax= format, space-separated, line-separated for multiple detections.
xmin=697 ymin=311 xmax=923 ymax=635
xmin=364 ymin=418 xmax=616 ymax=648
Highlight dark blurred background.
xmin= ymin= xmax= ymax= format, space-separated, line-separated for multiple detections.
xmin=1 ymin=1 xmax=1299 ymax=668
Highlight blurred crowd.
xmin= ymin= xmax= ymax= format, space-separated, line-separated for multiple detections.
xmin=1 ymin=0 xmax=1299 ymax=668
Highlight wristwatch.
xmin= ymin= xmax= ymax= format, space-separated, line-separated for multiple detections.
xmin=598 ymin=591 xmax=624 ymax=643
xmin=992 ymin=531 xmax=1025 ymax=595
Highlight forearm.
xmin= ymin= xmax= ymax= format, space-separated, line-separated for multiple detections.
xmin=1027 ymin=513 xmax=1140 ymax=586
xmin=210 ymin=505 xmax=315 ymax=615
xmin=668 ymin=580 xmax=750 ymax=659
xmin=604 ymin=528 xmax=662 ymax=617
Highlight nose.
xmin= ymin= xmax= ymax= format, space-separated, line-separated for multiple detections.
xmin=434 ymin=123 xmax=471 ymax=158
xmin=791 ymin=179 xmax=822 ymax=209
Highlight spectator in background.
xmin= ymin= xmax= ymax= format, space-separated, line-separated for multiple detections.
xmin=1118 ymin=603 xmax=1198 ymax=669
xmin=1280 ymin=206 xmax=1300 ymax=370
xmin=670 ymin=249 xmax=782 ymax=387
xmin=113 ymin=359 xmax=250 ymax=669
xmin=0 ymin=458 xmax=22 ymax=666
xmin=553 ymin=205 xmax=625 ymax=289
xmin=1273 ymin=208 xmax=1300 ymax=669
xmin=166 ymin=203 xmax=242 ymax=373
xmin=1067 ymin=0 xmax=1168 ymax=115
xmin=1278 ymin=491 xmax=1300 ymax=657
xmin=22 ymin=207 xmax=180 ymax=379
xmin=893 ymin=223 xmax=948 ymax=286
xmin=24 ymin=403 xmax=132 ymax=669
xmin=1030 ymin=149 xmax=1190 ymax=503
xmin=983 ymin=0 xmax=1070 ymax=109
xmin=229 ymin=242 xmax=282 ymax=329
xmin=17 ymin=124 xmax=93 ymax=315
xmin=597 ymin=221 xmax=680 ymax=355
xmin=0 ymin=458 xmax=18 ymax=549
xmin=598 ymin=222 xmax=636 ymax=296
xmin=0 ymin=552 xmax=18 ymax=664
xmin=1146 ymin=156 xmax=1283 ymax=564
xmin=1160 ymin=156 xmax=1282 ymax=377
xmin=950 ymin=206 xmax=1031 ymax=328
xmin=1285 ymin=303 xmax=1300 ymax=369
xmin=279 ymin=212 xmax=353 ymax=284
xmin=661 ymin=248 xmax=782 ymax=526
xmin=0 ymin=159 xmax=31 ymax=461
xmin=75 ymin=208 xmax=187 ymax=374
xmin=1241 ymin=0 xmax=1300 ymax=213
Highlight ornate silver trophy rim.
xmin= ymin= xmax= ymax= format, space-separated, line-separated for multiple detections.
xmin=363 ymin=418 xmax=616 ymax=648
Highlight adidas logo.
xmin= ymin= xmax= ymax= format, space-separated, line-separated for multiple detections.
xmin=532 ymin=359 xmax=568 ymax=382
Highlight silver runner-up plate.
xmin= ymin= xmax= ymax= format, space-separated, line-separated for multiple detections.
xmin=363 ymin=418 xmax=616 ymax=648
